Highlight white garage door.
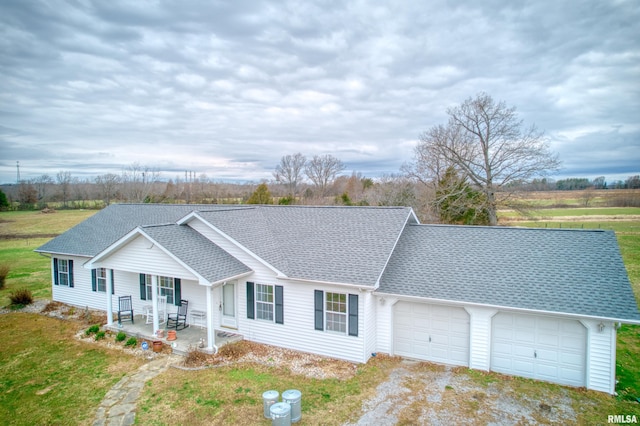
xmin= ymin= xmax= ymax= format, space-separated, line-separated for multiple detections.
xmin=394 ymin=302 xmax=470 ymax=366
xmin=491 ymin=313 xmax=587 ymax=387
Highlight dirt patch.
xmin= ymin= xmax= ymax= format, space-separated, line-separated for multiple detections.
xmin=346 ymin=361 xmax=577 ymax=426
xmin=182 ymin=340 xmax=359 ymax=380
xmin=0 ymin=233 xmax=59 ymax=240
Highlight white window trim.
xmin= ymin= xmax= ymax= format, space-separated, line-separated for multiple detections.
xmin=96 ymin=268 xmax=107 ymax=293
xmin=325 ymin=292 xmax=347 ymax=334
xmin=159 ymin=276 xmax=175 ymax=305
xmin=58 ymin=259 xmax=70 ymax=287
xmin=255 ymin=283 xmax=274 ymax=322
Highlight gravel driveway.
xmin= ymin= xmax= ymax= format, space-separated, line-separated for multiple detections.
xmin=346 ymin=360 xmax=577 ymax=426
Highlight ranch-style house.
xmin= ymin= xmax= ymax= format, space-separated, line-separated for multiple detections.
xmin=36 ymin=204 xmax=640 ymax=394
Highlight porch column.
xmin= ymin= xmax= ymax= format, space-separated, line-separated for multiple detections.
xmin=106 ymin=270 xmax=114 ymax=326
xmin=152 ymin=275 xmax=160 ymax=334
xmin=206 ymin=285 xmax=215 ymax=352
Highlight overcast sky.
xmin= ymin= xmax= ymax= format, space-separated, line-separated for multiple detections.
xmin=1 ymin=0 xmax=639 ymax=185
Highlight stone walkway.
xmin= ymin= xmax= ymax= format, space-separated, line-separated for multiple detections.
xmin=93 ymin=355 xmax=177 ymax=426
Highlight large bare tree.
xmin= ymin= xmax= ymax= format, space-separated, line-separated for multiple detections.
xmin=413 ymin=92 xmax=561 ymax=225
xmin=273 ymin=153 xmax=306 ymax=200
xmin=95 ymin=173 xmax=120 ymax=205
xmin=304 ymin=154 xmax=346 ymax=197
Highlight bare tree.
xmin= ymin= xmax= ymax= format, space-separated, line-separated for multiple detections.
xmin=33 ymin=174 xmax=53 ymax=206
xmin=121 ymin=162 xmax=161 ymax=202
xmin=273 ymin=153 xmax=306 ymax=200
xmin=95 ymin=173 xmax=120 ymax=205
xmin=56 ymin=171 xmax=72 ymax=207
xmin=414 ymin=92 xmax=561 ymax=225
xmin=304 ymin=154 xmax=346 ymax=198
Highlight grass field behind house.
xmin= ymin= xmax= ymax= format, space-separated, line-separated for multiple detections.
xmin=0 ymin=210 xmax=96 ymax=306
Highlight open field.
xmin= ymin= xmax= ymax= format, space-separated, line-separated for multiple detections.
xmin=0 ymin=209 xmax=96 ymax=307
xmin=0 ymin=206 xmax=639 ymax=424
xmin=510 ymin=189 xmax=640 ymax=208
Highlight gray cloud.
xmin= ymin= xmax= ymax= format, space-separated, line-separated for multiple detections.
xmin=1 ymin=0 xmax=638 ymax=184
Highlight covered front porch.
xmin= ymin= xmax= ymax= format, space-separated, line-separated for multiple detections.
xmin=105 ymin=314 xmax=243 ymax=355
xmin=86 ymin=222 xmax=254 ymax=354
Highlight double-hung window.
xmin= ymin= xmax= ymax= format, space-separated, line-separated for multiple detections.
xmin=256 ymin=284 xmax=274 ymax=321
xmin=159 ymin=276 xmax=175 ymax=305
xmin=246 ymin=282 xmax=284 ymax=324
xmin=139 ymin=274 xmax=181 ymax=305
xmin=54 ymin=258 xmax=73 ymax=287
xmin=96 ymin=268 xmax=107 ymax=292
xmin=325 ymin=292 xmax=347 ymax=333
xmin=58 ymin=259 xmax=70 ymax=286
xmin=314 ymin=290 xmax=358 ymax=336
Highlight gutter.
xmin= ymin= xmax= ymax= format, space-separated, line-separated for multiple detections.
xmin=373 ymin=292 xmax=640 ymax=325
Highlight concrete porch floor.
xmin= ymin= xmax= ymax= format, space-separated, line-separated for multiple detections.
xmin=105 ymin=314 xmax=242 ymax=355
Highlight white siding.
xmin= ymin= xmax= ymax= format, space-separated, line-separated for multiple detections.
xmin=363 ymin=292 xmax=377 ymax=360
xmin=51 ymin=255 xmax=106 ymax=311
xmin=465 ymin=306 xmax=497 ymax=371
xmin=97 ymin=235 xmax=197 ymax=280
xmin=189 ymin=218 xmax=368 ymax=363
xmin=581 ymin=319 xmax=617 ymax=394
xmin=375 ymin=297 xmax=396 ymax=355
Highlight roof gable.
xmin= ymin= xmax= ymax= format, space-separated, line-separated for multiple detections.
xmin=196 ymin=206 xmax=413 ymax=286
xmin=378 ymin=224 xmax=640 ymax=322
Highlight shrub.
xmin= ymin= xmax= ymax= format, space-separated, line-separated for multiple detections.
xmin=125 ymin=337 xmax=137 ymax=347
xmin=115 ymin=331 xmax=127 ymax=342
xmin=41 ymin=301 xmax=64 ymax=313
xmin=85 ymin=324 xmax=100 ymax=336
xmin=0 ymin=264 xmax=9 ymax=289
xmin=94 ymin=331 xmax=106 ymax=341
xmin=184 ymin=346 xmax=210 ymax=367
xmin=9 ymin=288 xmax=33 ymax=307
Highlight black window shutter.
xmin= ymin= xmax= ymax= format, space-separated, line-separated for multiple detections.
xmin=110 ymin=269 xmax=115 ymax=295
xmin=53 ymin=258 xmax=59 ymax=286
xmin=139 ymin=274 xmax=146 ymax=300
xmin=348 ymin=294 xmax=359 ymax=337
xmin=314 ymin=290 xmax=324 ymax=331
xmin=246 ymin=282 xmax=255 ymax=319
xmin=174 ymin=278 xmax=181 ymax=305
xmin=68 ymin=260 xmax=74 ymax=288
xmin=275 ymin=285 xmax=284 ymax=324
xmin=91 ymin=269 xmax=97 ymax=292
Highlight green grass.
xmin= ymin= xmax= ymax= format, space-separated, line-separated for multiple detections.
xmin=0 ymin=239 xmax=52 ymax=307
xmin=501 ymin=206 xmax=640 ymax=219
xmin=0 ymin=313 xmax=143 ymax=425
xmin=0 ymin=210 xmax=96 ymax=307
xmin=137 ymin=356 xmax=398 ymax=425
xmin=0 ymin=210 xmax=96 ymax=237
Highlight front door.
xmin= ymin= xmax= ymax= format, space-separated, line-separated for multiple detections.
xmin=221 ymin=282 xmax=237 ymax=328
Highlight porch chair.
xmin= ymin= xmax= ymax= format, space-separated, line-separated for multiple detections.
xmin=145 ymin=295 xmax=167 ymax=325
xmin=117 ymin=295 xmax=134 ymax=325
xmin=167 ymin=299 xmax=188 ymax=330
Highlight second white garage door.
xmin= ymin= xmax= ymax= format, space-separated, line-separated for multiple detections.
xmin=491 ymin=313 xmax=587 ymax=387
xmin=394 ymin=302 xmax=470 ymax=366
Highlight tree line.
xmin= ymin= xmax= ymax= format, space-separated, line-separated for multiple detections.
xmin=2 ymin=93 xmax=638 ymax=223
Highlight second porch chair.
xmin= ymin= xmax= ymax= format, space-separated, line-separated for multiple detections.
xmin=117 ymin=295 xmax=134 ymax=325
xmin=145 ymin=295 xmax=167 ymax=325
xmin=167 ymin=299 xmax=189 ymax=330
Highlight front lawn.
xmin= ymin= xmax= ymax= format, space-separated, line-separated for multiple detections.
xmin=0 ymin=313 xmax=143 ymax=425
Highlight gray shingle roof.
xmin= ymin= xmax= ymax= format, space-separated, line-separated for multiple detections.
xmin=35 ymin=204 xmax=234 ymax=257
xmin=140 ymin=224 xmax=251 ymax=283
xmin=37 ymin=204 xmax=414 ymax=287
xmin=378 ymin=224 xmax=640 ymax=321
xmin=197 ymin=205 xmax=414 ymax=286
